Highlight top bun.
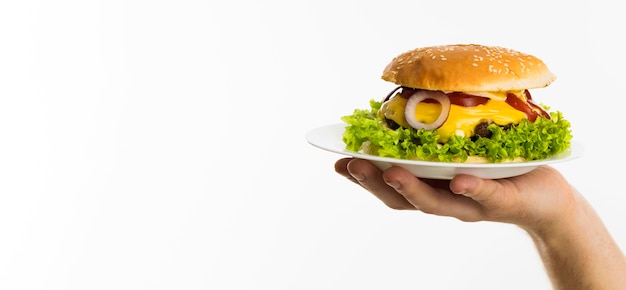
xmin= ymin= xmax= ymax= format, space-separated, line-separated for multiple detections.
xmin=381 ymin=44 xmax=556 ymax=92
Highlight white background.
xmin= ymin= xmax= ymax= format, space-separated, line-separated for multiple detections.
xmin=1 ymin=0 xmax=624 ymax=289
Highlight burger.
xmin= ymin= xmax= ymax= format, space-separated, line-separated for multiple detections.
xmin=341 ymin=44 xmax=572 ymax=163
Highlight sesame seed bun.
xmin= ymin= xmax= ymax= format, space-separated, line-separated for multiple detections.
xmin=381 ymin=44 xmax=556 ymax=92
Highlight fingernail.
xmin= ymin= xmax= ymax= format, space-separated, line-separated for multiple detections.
xmin=453 ymin=189 xmax=466 ymax=195
xmin=352 ymin=173 xmax=365 ymax=182
xmin=386 ymin=180 xmax=401 ymax=189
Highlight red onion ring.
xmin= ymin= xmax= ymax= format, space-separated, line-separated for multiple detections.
xmin=404 ymin=90 xmax=451 ymax=130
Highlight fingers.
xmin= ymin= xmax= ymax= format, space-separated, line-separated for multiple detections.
xmin=335 ymin=159 xmax=570 ymax=225
xmin=335 ymin=158 xmax=488 ymax=219
xmin=334 ymin=158 xmax=522 ymax=222
xmin=450 ymin=174 xmax=504 ymax=203
xmin=383 ymin=167 xmax=485 ymax=221
xmin=334 ymin=158 xmax=359 ymax=184
xmin=334 ymin=158 xmax=414 ymax=210
xmin=450 ymin=174 xmax=531 ymax=223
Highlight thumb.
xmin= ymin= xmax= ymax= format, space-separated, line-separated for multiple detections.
xmin=450 ymin=175 xmax=504 ymax=204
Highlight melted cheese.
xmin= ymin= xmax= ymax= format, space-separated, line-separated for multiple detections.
xmin=415 ymin=101 xmax=526 ymax=142
xmin=379 ymin=92 xmax=526 ymax=142
xmin=378 ymin=94 xmax=409 ymax=128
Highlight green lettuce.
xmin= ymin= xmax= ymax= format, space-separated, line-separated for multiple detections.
xmin=341 ymin=99 xmax=572 ymax=162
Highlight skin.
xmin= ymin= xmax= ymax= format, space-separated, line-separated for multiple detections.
xmin=335 ymin=158 xmax=626 ymax=290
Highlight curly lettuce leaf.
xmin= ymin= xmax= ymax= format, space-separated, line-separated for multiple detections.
xmin=341 ymin=100 xmax=572 ymax=162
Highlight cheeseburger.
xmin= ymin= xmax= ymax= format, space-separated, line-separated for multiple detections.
xmin=342 ymin=44 xmax=572 ymax=163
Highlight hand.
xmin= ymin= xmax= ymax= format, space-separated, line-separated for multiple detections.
xmin=334 ymin=158 xmax=576 ymax=231
xmin=334 ymin=159 xmax=626 ymax=289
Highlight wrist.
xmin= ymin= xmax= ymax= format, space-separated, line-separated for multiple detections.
xmin=522 ymin=190 xmax=626 ymax=289
xmin=514 ymin=180 xmax=581 ymax=242
xmin=521 ymin=188 xmax=583 ymax=241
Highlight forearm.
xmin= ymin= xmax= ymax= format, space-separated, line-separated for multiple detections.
xmin=525 ymin=191 xmax=626 ymax=290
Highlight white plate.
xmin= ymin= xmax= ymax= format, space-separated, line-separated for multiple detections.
xmin=306 ymin=123 xmax=584 ymax=180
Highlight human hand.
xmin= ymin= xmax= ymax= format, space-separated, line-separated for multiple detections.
xmin=334 ymin=158 xmax=577 ymax=231
xmin=335 ymin=158 xmax=626 ymax=289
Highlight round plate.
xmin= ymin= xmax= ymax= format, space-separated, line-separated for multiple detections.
xmin=306 ymin=123 xmax=584 ymax=179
